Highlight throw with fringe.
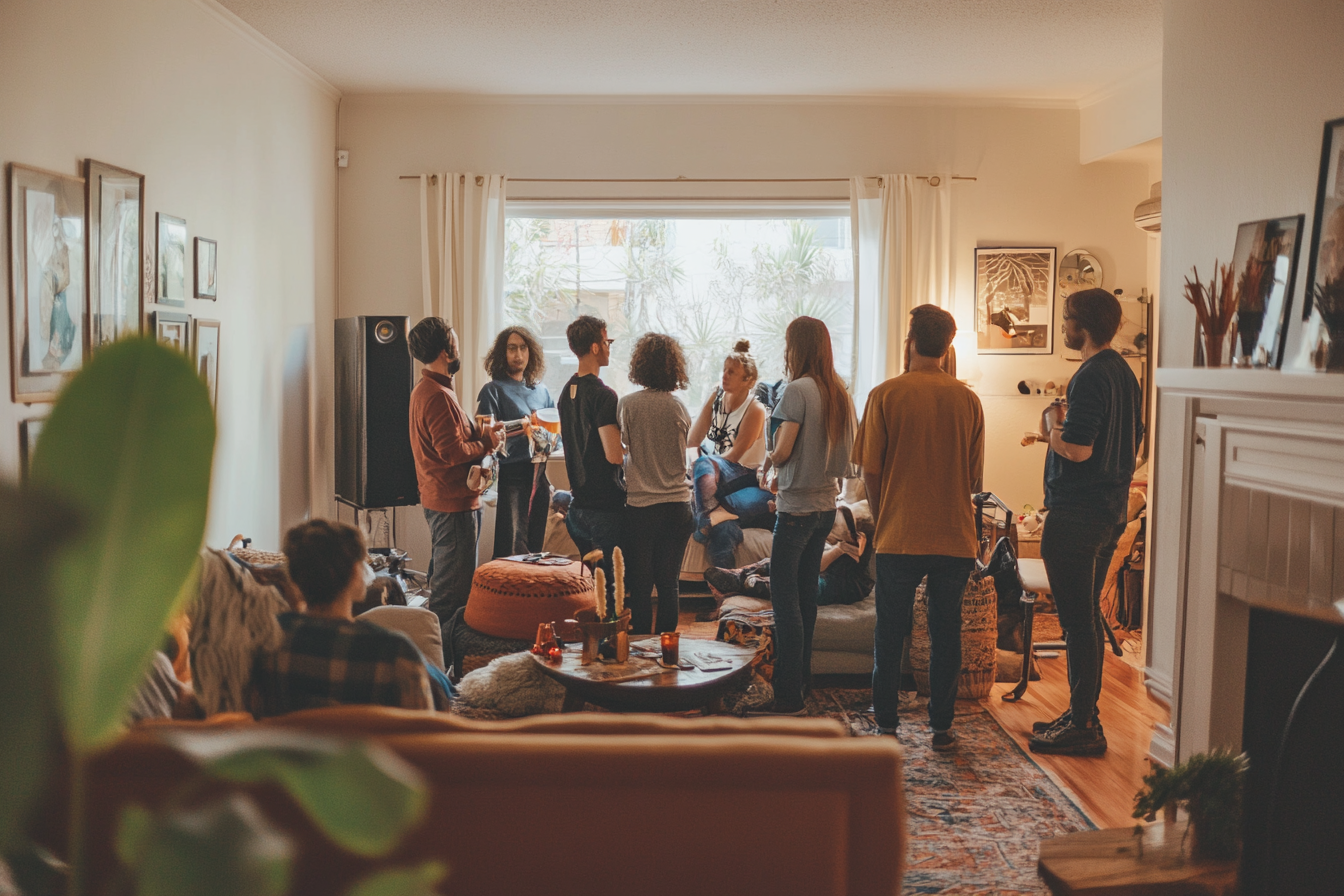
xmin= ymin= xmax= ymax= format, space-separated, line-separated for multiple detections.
xmin=187 ymin=549 xmax=289 ymax=714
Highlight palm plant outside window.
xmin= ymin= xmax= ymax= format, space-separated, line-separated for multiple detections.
xmin=503 ymin=215 xmax=854 ymax=412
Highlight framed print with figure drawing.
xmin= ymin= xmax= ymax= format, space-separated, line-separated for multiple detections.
xmin=85 ymin=159 xmax=144 ymax=352
xmin=8 ymin=163 xmax=87 ymax=402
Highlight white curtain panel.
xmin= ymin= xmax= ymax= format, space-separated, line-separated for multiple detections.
xmin=850 ymin=174 xmax=954 ymax=409
xmin=418 ymin=172 xmax=508 ymax=406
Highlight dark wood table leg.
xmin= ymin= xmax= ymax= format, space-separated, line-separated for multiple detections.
xmin=1002 ymin=592 xmax=1037 ymax=702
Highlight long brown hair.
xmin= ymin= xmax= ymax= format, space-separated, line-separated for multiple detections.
xmin=483 ymin=326 xmax=546 ymax=387
xmin=784 ymin=316 xmax=854 ymax=446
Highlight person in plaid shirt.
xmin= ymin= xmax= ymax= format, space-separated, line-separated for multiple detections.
xmin=251 ymin=520 xmax=435 ymax=717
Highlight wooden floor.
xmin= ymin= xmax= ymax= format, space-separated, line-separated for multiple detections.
xmin=675 ymin=597 xmax=1165 ymax=831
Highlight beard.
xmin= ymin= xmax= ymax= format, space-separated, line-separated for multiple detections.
xmin=1063 ymin=329 xmax=1086 ymax=351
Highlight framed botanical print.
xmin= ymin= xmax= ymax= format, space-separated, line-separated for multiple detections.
xmin=152 ymin=310 xmax=191 ymax=355
xmin=8 ymin=163 xmax=87 ymax=402
xmin=85 ymin=159 xmax=144 ymax=352
xmin=156 ymin=213 xmax=187 ymax=306
xmin=975 ymin=246 xmax=1057 ymax=354
xmin=194 ymin=237 xmax=217 ymax=299
xmin=193 ymin=318 xmax=220 ymax=405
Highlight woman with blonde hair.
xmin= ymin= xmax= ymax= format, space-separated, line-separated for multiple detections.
xmin=686 ymin=339 xmax=773 ymax=569
xmin=752 ymin=317 xmax=855 ymax=715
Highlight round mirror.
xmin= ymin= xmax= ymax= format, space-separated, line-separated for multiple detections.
xmin=1058 ymin=250 xmax=1104 ymax=302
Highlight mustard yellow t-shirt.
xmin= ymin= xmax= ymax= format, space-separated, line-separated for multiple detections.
xmin=854 ymin=369 xmax=985 ymax=558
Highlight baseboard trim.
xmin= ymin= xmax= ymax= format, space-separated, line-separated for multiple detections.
xmin=1144 ymin=668 xmax=1172 ymax=707
xmin=1148 ymin=723 xmax=1176 ymax=767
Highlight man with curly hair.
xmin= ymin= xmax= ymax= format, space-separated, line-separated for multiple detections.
xmin=558 ymin=315 xmax=625 ymax=609
xmin=477 ymin=326 xmax=555 ymax=557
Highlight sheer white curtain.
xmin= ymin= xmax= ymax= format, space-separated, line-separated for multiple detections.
xmin=850 ymin=174 xmax=954 ymax=409
xmin=418 ymin=172 xmax=508 ymax=406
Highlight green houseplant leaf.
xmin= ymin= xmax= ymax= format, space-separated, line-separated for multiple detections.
xmin=160 ymin=729 xmax=430 ymax=858
xmin=30 ymin=337 xmax=215 ymax=752
xmin=345 ymin=861 xmax=447 ymax=896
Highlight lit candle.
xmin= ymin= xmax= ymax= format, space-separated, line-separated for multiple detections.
xmin=613 ymin=547 xmax=625 ymax=619
xmin=593 ymin=567 xmax=606 ymax=619
xmin=661 ymin=631 xmax=680 ymax=666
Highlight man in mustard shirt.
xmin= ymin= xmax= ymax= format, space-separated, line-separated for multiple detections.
xmin=857 ymin=304 xmax=984 ymax=751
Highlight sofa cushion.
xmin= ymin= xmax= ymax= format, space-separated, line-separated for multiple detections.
xmin=680 ymin=527 xmax=773 ymax=580
xmin=813 ymin=594 xmax=877 ymax=654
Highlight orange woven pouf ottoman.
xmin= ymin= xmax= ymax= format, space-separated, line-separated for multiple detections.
xmin=463 ymin=559 xmax=594 ymax=641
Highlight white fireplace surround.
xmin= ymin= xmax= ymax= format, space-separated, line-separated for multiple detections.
xmin=1147 ymin=368 xmax=1344 ymax=765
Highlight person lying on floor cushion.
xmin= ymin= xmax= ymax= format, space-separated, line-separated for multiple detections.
xmin=249 ymin=519 xmax=450 ymax=717
xmin=703 ymin=502 xmax=874 ymax=609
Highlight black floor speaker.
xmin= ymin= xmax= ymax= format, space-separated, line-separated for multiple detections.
xmin=335 ymin=316 xmax=420 ymax=508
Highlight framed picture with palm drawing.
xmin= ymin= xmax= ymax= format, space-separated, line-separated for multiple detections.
xmin=975 ymin=246 xmax=1057 ymax=355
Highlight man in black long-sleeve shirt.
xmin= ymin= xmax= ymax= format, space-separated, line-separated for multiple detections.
xmin=1029 ymin=288 xmax=1143 ymax=757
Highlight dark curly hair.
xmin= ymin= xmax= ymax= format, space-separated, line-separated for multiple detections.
xmin=282 ymin=519 xmax=366 ymax=608
xmin=483 ymin=326 xmax=545 ymax=387
xmin=628 ymin=332 xmax=689 ymax=392
xmin=1066 ymin=288 xmax=1123 ymax=346
xmin=407 ymin=317 xmax=456 ymax=364
xmin=566 ymin=315 xmax=607 ymax=358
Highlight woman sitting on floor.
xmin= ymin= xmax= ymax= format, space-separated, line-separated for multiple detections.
xmin=687 ymin=339 xmax=774 ymax=569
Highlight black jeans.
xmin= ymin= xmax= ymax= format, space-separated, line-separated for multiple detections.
xmin=770 ymin=509 xmax=835 ymax=709
xmin=871 ymin=554 xmax=975 ymax=732
xmin=624 ymin=501 xmax=695 ymax=634
xmin=1039 ymin=505 xmax=1126 ymax=728
xmin=492 ymin=461 xmax=550 ymax=558
xmin=565 ymin=506 xmax=623 ymax=613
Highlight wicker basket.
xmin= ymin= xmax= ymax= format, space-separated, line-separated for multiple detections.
xmin=909 ymin=572 xmax=998 ymax=699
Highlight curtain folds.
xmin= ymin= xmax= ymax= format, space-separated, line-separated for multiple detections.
xmin=850 ymin=174 xmax=954 ymax=410
xmin=418 ymin=172 xmax=508 ymax=407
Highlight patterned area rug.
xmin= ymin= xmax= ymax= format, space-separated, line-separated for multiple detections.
xmin=808 ymin=686 xmax=1093 ymax=896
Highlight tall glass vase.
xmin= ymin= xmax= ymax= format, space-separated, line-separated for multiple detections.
xmin=1196 ymin=322 xmax=1237 ymax=368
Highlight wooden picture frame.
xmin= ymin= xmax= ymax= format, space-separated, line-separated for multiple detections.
xmin=975 ymin=246 xmax=1057 ymax=355
xmin=156 ymin=213 xmax=187 ymax=307
xmin=84 ymin=159 xmax=144 ymax=352
xmin=152 ymin=310 xmax=191 ymax=355
xmin=1230 ymin=214 xmax=1304 ymax=369
xmin=193 ymin=318 xmax=220 ymax=406
xmin=8 ymin=163 xmax=87 ymax=403
xmin=194 ymin=237 xmax=217 ymax=299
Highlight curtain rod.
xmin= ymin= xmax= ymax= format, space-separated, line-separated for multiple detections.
xmin=397 ymin=174 xmax=976 ymax=185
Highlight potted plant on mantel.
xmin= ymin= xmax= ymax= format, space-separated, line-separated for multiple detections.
xmin=1133 ymin=748 xmax=1249 ymax=862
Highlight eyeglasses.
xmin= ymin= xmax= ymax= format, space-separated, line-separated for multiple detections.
xmin=601 ymin=338 xmax=615 ymax=346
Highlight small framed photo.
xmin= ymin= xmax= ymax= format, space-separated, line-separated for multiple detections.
xmin=20 ymin=417 xmax=45 ymax=481
xmin=1230 ymin=215 xmax=1304 ymax=369
xmin=8 ymin=163 xmax=87 ymax=402
xmin=152 ymin=310 xmax=191 ymax=354
xmin=156 ymin=213 xmax=187 ymax=306
xmin=193 ymin=318 xmax=220 ymax=405
xmin=975 ymin=246 xmax=1057 ymax=354
xmin=194 ymin=237 xmax=217 ymax=299
xmin=85 ymin=160 xmax=144 ymax=352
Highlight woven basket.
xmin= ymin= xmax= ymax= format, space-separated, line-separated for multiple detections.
xmin=909 ymin=572 xmax=998 ymax=699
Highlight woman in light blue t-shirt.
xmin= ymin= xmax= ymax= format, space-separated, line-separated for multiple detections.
xmin=755 ymin=317 xmax=855 ymax=715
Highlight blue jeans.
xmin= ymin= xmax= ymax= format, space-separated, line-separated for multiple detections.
xmin=770 ymin=509 xmax=835 ymax=709
xmin=872 ymin=554 xmax=975 ymax=732
xmin=565 ymin=506 xmax=623 ymax=614
xmin=692 ymin=455 xmax=773 ymax=540
xmin=424 ymin=508 xmax=481 ymax=628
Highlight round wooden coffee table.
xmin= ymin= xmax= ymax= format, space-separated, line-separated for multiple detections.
xmin=529 ymin=637 xmax=758 ymax=713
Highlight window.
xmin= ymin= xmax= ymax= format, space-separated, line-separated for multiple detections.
xmin=503 ymin=212 xmax=854 ymax=413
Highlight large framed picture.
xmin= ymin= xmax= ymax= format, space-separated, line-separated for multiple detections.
xmin=152 ymin=310 xmax=191 ymax=354
xmin=975 ymin=246 xmax=1056 ymax=354
xmin=193 ymin=318 xmax=220 ymax=405
xmin=156 ymin=213 xmax=187 ymax=306
xmin=85 ymin=159 xmax=144 ymax=352
xmin=194 ymin=237 xmax=217 ymax=299
xmin=8 ymin=163 xmax=87 ymax=402
xmin=1230 ymin=215 xmax=1304 ymax=369
xmin=1300 ymin=117 xmax=1344 ymax=371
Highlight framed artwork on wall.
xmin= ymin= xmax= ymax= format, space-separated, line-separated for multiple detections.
xmin=1300 ymin=116 xmax=1344 ymax=371
xmin=1230 ymin=214 xmax=1304 ymax=369
xmin=85 ymin=159 xmax=144 ymax=352
xmin=194 ymin=237 xmax=217 ymax=299
xmin=152 ymin=310 xmax=191 ymax=355
xmin=156 ymin=213 xmax=187 ymax=307
xmin=19 ymin=417 xmax=45 ymax=481
xmin=975 ymin=246 xmax=1056 ymax=354
xmin=8 ymin=163 xmax=87 ymax=403
xmin=193 ymin=318 xmax=220 ymax=405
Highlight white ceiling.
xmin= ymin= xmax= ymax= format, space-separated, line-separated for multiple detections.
xmin=219 ymin=0 xmax=1162 ymax=100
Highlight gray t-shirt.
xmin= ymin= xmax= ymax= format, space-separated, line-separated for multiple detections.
xmin=619 ymin=390 xmax=691 ymax=508
xmin=771 ymin=376 xmax=853 ymax=513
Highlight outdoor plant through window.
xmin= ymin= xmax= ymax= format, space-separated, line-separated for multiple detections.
xmin=504 ymin=215 xmax=854 ymax=411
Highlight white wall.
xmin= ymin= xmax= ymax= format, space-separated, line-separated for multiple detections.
xmin=335 ymin=96 xmax=1151 ymax=563
xmin=0 ymin=0 xmax=339 ymax=549
xmin=1080 ymin=64 xmax=1162 ymax=165
xmin=1147 ymin=0 xmax=1344 ymax=754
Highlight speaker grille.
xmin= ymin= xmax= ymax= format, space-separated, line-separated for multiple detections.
xmin=335 ymin=316 xmax=420 ymax=508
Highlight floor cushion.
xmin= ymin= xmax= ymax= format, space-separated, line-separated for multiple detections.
xmin=446 ymin=610 xmax=534 ymax=679
xmin=463 ymin=559 xmax=595 ymax=641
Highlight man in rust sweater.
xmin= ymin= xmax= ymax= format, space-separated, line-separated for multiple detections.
xmin=407 ymin=317 xmax=503 ymax=628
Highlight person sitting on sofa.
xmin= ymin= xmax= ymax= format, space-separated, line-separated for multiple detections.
xmin=703 ymin=501 xmax=874 ymax=609
xmin=687 ymin=339 xmax=774 ymax=569
xmin=250 ymin=519 xmax=448 ymax=717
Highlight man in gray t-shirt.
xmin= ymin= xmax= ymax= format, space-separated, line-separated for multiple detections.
xmin=771 ymin=377 xmax=850 ymax=512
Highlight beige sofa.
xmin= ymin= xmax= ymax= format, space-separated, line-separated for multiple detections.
xmin=70 ymin=708 xmax=906 ymax=896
